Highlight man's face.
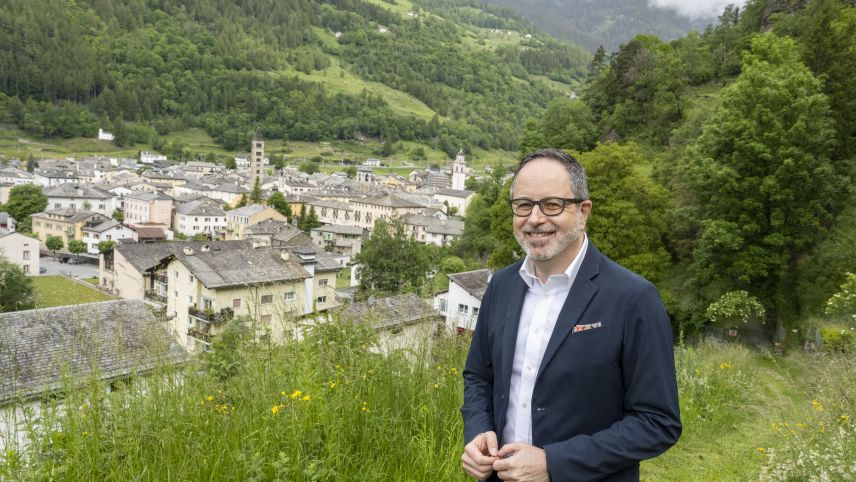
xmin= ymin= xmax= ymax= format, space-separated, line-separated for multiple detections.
xmin=511 ymin=158 xmax=591 ymax=263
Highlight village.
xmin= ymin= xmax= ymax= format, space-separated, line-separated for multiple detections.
xmin=0 ymin=130 xmax=497 ymax=449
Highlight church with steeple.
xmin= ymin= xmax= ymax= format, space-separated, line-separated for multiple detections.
xmin=251 ymin=128 xmax=264 ymax=187
xmin=451 ymin=149 xmax=467 ymax=190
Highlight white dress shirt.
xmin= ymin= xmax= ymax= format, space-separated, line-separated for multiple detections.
xmin=503 ymin=234 xmax=588 ymax=445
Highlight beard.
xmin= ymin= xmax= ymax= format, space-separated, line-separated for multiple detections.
xmin=515 ymin=219 xmax=584 ymax=262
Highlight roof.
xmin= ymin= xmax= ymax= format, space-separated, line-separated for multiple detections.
xmin=176 ymin=200 xmax=226 ymax=216
xmin=353 ymin=193 xmax=423 ymax=208
xmin=0 ymin=300 xmax=187 ymax=404
xmin=253 ymin=128 xmax=263 ymax=142
xmin=125 ymin=192 xmax=172 ymax=202
xmin=170 ymin=247 xmax=310 ymax=289
xmin=44 ymin=183 xmax=113 ymax=199
xmin=32 ymin=208 xmax=105 ymax=224
xmin=115 ymin=240 xmax=251 ymax=273
xmin=448 ymin=269 xmax=492 ymax=300
xmin=214 ymin=183 xmax=249 ymax=194
xmin=82 ymin=219 xmax=124 ymax=233
xmin=311 ymin=224 xmax=365 ymax=236
xmin=228 ymin=204 xmax=266 ymax=217
xmin=132 ymin=226 xmax=167 ymax=238
xmin=435 ymin=188 xmax=474 ymax=198
xmin=334 ymin=293 xmax=441 ymax=330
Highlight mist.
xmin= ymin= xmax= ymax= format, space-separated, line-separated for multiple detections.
xmin=649 ymin=0 xmax=748 ymax=20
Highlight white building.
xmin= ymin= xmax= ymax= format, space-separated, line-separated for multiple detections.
xmin=444 ymin=269 xmax=492 ymax=332
xmin=433 ymin=188 xmax=475 ymax=216
xmin=97 ymin=128 xmax=114 ymax=141
xmin=451 ymin=150 xmax=467 ymax=191
xmin=44 ymin=183 xmax=116 ymax=218
xmin=173 ymin=200 xmax=227 ymax=238
xmin=140 ymin=151 xmax=168 ymax=164
xmin=81 ymin=220 xmax=135 ymax=255
xmin=0 ymin=231 xmax=39 ymax=275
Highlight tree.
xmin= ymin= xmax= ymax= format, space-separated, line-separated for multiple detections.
xmin=706 ymin=291 xmax=766 ymax=328
xmin=267 ymin=191 xmax=293 ymax=222
xmin=455 ymin=167 xmax=507 ymax=263
xmin=298 ymin=206 xmax=321 ymax=233
xmin=824 ymin=272 xmax=856 ymax=321
xmin=519 ymin=98 xmax=598 ymax=155
xmin=4 ymin=184 xmax=47 ymax=233
xmin=97 ymin=240 xmax=116 ymax=253
xmin=68 ymin=239 xmax=86 ymax=260
xmin=680 ymin=34 xmax=842 ymax=323
xmin=45 ymin=235 xmax=64 ymax=259
xmin=112 ymin=208 xmax=124 ymax=222
xmin=299 ymin=159 xmax=321 ymax=174
xmin=345 ymin=166 xmax=357 ymax=179
xmin=250 ymin=177 xmax=263 ymax=204
xmin=235 ymin=195 xmax=248 ymax=208
xmin=224 ymin=158 xmax=237 ymax=170
xmin=355 ymin=218 xmax=429 ymax=296
xmin=0 ymin=256 xmax=35 ymax=312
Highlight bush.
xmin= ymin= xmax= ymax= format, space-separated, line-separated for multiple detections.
xmin=818 ymin=324 xmax=856 ymax=354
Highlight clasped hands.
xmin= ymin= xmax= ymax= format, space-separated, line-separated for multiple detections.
xmin=461 ymin=431 xmax=549 ymax=482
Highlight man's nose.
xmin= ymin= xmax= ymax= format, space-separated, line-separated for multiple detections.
xmin=526 ymin=203 xmax=550 ymax=223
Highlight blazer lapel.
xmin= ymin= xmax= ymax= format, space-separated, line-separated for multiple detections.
xmin=500 ymin=271 xmax=528 ymax=387
xmin=537 ymin=242 xmax=601 ymax=380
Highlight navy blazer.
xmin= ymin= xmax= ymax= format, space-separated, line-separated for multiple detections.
xmin=461 ymin=241 xmax=681 ymax=482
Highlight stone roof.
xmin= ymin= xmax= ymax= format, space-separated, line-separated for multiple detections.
xmin=82 ymin=219 xmax=123 ymax=233
xmin=402 ymin=214 xmax=464 ymax=236
xmin=448 ymin=269 xmax=492 ymax=301
xmin=176 ymin=200 xmax=227 ymax=217
xmin=44 ymin=183 xmax=113 ymax=199
xmin=116 ymin=240 xmax=251 ymax=273
xmin=228 ymin=204 xmax=266 ymax=217
xmin=126 ymin=192 xmax=172 ymax=202
xmin=435 ymin=188 xmax=474 ymax=198
xmin=214 ymin=183 xmax=249 ymax=194
xmin=334 ymin=293 xmax=441 ymax=330
xmin=0 ymin=300 xmax=187 ymax=404
xmin=170 ymin=247 xmax=310 ymax=289
xmin=32 ymin=208 xmax=104 ymax=224
xmin=353 ymin=193 xmax=423 ymax=208
xmin=311 ymin=224 xmax=365 ymax=236
xmin=306 ymin=198 xmax=351 ymax=210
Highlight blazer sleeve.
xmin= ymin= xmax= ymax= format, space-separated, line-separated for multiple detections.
xmin=461 ymin=278 xmax=498 ymax=444
xmin=543 ymin=283 xmax=682 ymax=480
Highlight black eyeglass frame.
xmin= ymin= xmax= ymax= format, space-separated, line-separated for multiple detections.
xmin=509 ymin=197 xmax=586 ymax=217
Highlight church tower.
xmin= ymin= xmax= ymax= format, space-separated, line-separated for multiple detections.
xmin=251 ymin=128 xmax=264 ymax=187
xmin=451 ymin=148 xmax=466 ymax=190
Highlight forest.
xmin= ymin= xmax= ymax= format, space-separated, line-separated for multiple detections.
xmin=0 ymin=0 xmax=588 ymax=157
xmin=454 ymin=0 xmax=856 ymax=339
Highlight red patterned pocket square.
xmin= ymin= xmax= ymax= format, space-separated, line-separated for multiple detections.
xmin=573 ymin=322 xmax=602 ymax=333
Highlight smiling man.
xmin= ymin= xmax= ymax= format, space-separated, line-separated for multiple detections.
xmin=461 ymin=148 xmax=681 ymax=481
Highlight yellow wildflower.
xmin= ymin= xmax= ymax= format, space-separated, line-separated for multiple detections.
xmin=290 ymin=390 xmax=303 ymax=399
xmin=812 ymin=399 xmax=824 ymax=412
xmin=719 ymin=362 xmax=733 ymax=370
xmin=756 ymin=447 xmax=766 ymax=453
xmin=207 ymin=395 xmax=214 ymax=402
xmin=302 ymin=395 xmax=311 ymax=401
xmin=271 ymin=405 xmax=279 ymax=415
xmin=328 ymin=381 xmax=337 ymax=389
xmin=280 ymin=391 xmax=286 ymax=397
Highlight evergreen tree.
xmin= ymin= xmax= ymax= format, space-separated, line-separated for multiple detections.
xmin=250 ymin=178 xmax=263 ymax=204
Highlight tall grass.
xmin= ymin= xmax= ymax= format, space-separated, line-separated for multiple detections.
xmin=3 ymin=322 xmax=856 ymax=481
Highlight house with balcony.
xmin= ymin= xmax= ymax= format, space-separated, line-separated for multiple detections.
xmin=156 ymin=246 xmax=313 ymax=351
xmin=31 ymin=208 xmax=109 ymax=250
xmin=81 ymin=219 xmax=135 ymax=255
xmin=173 ymin=199 xmax=227 ymax=239
xmin=401 ymin=213 xmax=464 ymax=247
xmin=310 ymin=224 xmax=367 ymax=256
xmin=349 ymin=193 xmax=426 ymax=231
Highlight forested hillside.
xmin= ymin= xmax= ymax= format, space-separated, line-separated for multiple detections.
xmin=456 ymin=0 xmax=856 ymax=336
xmin=0 ymin=0 xmax=590 ymax=156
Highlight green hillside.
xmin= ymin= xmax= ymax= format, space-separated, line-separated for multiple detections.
xmin=0 ymin=0 xmax=591 ymax=159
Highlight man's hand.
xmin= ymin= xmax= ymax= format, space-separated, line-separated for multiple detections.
xmin=462 ymin=431 xmax=499 ymax=480
xmin=492 ymin=442 xmax=549 ymax=482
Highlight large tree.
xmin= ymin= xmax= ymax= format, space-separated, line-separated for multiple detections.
xmin=680 ymin=33 xmax=842 ymax=322
xmin=45 ymin=235 xmax=64 ymax=259
xmin=266 ymin=191 xmax=293 ymax=222
xmin=0 ymin=256 xmax=35 ymax=312
xmin=68 ymin=239 xmax=86 ymax=260
xmin=3 ymin=184 xmax=47 ymax=233
xmin=355 ymin=218 xmax=429 ymax=297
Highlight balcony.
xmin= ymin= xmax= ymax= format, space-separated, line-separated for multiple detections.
xmin=187 ymin=327 xmax=213 ymax=348
xmin=144 ymin=290 xmax=167 ymax=305
xmin=188 ymin=306 xmax=234 ymax=324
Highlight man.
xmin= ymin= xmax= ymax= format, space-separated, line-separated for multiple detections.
xmin=460 ymin=149 xmax=681 ymax=481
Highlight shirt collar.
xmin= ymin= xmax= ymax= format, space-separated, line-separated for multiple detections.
xmin=518 ymin=233 xmax=588 ymax=290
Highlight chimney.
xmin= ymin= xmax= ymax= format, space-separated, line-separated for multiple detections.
xmin=201 ymin=244 xmax=210 ymax=252
xmin=183 ymin=247 xmax=194 ymax=255
xmin=280 ymin=251 xmax=290 ymax=261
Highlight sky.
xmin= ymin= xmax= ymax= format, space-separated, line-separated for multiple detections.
xmin=649 ymin=0 xmax=748 ymax=20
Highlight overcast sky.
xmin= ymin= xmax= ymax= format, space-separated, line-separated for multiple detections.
xmin=649 ymin=0 xmax=748 ymax=19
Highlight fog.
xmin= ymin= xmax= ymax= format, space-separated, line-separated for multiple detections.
xmin=649 ymin=0 xmax=748 ymax=20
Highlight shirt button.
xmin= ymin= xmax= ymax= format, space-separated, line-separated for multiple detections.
xmin=522 ymin=401 xmax=528 ymax=408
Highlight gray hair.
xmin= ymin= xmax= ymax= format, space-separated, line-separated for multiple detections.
xmin=510 ymin=148 xmax=589 ymax=200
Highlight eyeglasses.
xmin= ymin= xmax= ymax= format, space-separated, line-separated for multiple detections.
xmin=509 ymin=197 xmax=585 ymax=217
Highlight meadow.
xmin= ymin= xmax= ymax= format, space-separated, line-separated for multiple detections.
xmin=1 ymin=317 xmax=854 ymax=481
xmin=31 ymin=276 xmax=115 ymax=308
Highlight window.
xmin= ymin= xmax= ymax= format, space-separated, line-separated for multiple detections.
xmin=283 ymin=292 xmax=295 ymax=301
xmin=189 ymin=275 xmax=194 ymax=283
xmin=54 ymin=203 xmax=61 ymax=208
xmin=319 ymin=279 xmax=328 ymax=286
xmin=439 ymin=299 xmax=447 ymax=313
xmin=317 ymin=296 xmax=327 ymax=304
xmin=22 ymin=251 xmax=29 ymax=260
xmin=187 ymin=295 xmax=193 ymax=304
xmin=458 ymin=304 xmax=469 ymax=314
xmin=174 ymin=290 xmax=178 ymax=299
xmin=473 ymin=307 xmax=479 ymax=317
xmin=23 ymin=265 xmax=30 ymax=274
xmin=233 ymin=298 xmax=241 ymax=308
xmin=174 ymin=270 xmax=179 ymax=279
xmin=261 ymin=294 xmax=273 ymax=304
